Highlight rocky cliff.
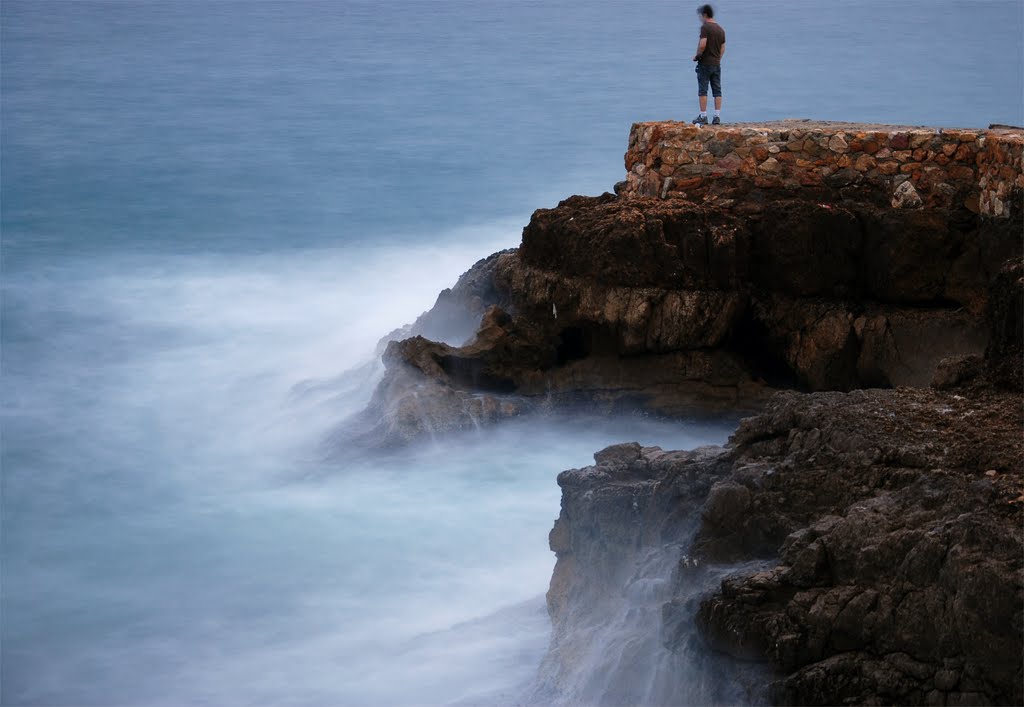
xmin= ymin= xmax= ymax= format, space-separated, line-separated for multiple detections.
xmin=531 ymin=123 xmax=1022 ymax=707
xmin=340 ymin=120 xmax=1023 ymax=705
xmin=342 ymin=122 xmax=1021 ymax=448
xmin=544 ymin=261 xmax=1022 ymax=704
xmin=546 ymin=379 xmax=1022 ymax=704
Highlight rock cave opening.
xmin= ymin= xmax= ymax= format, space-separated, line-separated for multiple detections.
xmin=556 ymin=326 xmax=590 ymax=364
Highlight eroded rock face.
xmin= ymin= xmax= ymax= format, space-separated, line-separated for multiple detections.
xmin=539 ymin=443 xmax=771 ymax=706
xmin=346 ymin=190 xmax=1018 ymax=446
xmin=698 ymin=385 xmax=1023 ymax=705
xmin=543 ymin=262 xmax=1024 ymax=705
xmin=546 ymin=382 xmax=1023 ymax=706
xmin=517 ymin=193 xmax=1015 ymax=306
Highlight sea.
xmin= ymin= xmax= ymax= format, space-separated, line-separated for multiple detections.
xmin=2 ymin=1 xmax=1022 ymax=704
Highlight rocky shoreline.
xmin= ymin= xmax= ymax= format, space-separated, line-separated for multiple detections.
xmin=540 ymin=265 xmax=1021 ymax=706
xmin=547 ymin=375 xmax=1021 ymax=705
xmin=342 ymin=121 xmax=1023 ymax=704
xmin=343 ymin=125 xmax=1020 ymax=449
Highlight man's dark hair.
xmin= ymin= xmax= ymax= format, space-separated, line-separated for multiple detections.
xmin=697 ymin=4 xmax=714 ymax=18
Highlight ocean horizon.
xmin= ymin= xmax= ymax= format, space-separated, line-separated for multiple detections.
xmin=3 ymin=1 xmax=1022 ymax=704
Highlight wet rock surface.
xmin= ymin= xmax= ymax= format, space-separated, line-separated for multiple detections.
xmin=542 ymin=256 xmax=1024 ymax=705
xmin=547 ymin=378 xmax=1023 ymax=705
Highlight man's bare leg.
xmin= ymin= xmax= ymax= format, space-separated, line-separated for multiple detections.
xmin=699 ymin=96 xmax=708 ymax=113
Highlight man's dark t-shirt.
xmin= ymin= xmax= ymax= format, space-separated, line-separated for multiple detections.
xmin=699 ymin=22 xmax=726 ymax=65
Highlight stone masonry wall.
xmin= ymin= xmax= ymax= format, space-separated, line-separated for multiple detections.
xmin=621 ymin=120 xmax=1023 ymax=218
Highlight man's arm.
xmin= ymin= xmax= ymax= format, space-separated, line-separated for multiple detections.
xmin=693 ymin=37 xmax=707 ymax=61
xmin=720 ymin=42 xmax=725 ymax=60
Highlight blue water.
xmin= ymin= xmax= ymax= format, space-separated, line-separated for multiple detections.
xmin=2 ymin=1 xmax=1022 ymax=705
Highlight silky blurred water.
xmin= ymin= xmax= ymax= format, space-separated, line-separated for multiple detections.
xmin=2 ymin=1 xmax=1022 ymax=705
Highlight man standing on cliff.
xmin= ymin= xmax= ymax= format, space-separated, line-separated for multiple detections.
xmin=692 ymin=4 xmax=725 ymax=125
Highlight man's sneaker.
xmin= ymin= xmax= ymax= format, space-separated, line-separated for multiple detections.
xmin=692 ymin=114 xmax=708 ymax=125
xmin=712 ymin=116 xmax=721 ymax=125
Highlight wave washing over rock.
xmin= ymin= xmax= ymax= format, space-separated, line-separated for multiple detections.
xmin=344 ymin=121 xmax=1023 ymax=705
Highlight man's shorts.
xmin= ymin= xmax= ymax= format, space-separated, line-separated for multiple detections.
xmin=696 ymin=62 xmax=722 ymax=98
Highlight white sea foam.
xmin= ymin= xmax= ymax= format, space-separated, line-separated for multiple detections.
xmin=3 ymin=221 xmax=737 ymax=705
